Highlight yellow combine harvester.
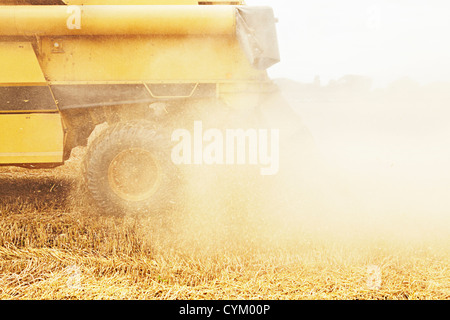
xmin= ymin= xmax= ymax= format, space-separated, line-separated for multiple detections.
xmin=0 ymin=0 xmax=301 ymax=215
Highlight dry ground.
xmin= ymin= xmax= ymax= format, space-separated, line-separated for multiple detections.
xmin=0 ymin=147 xmax=448 ymax=300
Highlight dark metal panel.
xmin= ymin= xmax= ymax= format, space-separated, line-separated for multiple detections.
xmin=0 ymin=86 xmax=57 ymax=111
xmin=51 ymin=83 xmax=217 ymax=110
xmin=51 ymin=84 xmax=151 ymax=110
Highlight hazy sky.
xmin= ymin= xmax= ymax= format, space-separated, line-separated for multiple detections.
xmin=246 ymin=0 xmax=450 ymax=87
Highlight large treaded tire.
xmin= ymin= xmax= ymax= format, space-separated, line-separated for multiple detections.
xmin=83 ymin=120 xmax=180 ymax=217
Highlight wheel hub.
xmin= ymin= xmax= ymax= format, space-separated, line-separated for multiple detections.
xmin=107 ymin=148 xmax=162 ymax=202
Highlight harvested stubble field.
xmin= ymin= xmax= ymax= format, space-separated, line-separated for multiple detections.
xmin=0 ymin=146 xmax=448 ymax=300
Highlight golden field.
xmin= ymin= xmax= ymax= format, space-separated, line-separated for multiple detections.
xmin=0 ymin=146 xmax=448 ymax=300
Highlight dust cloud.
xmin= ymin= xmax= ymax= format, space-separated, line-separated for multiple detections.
xmin=137 ymin=76 xmax=450 ymax=256
xmin=274 ymin=77 xmax=450 ymax=243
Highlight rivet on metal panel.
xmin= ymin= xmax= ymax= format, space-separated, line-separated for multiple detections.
xmin=51 ymin=39 xmax=64 ymax=53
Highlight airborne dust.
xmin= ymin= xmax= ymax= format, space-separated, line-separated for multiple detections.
xmin=104 ymin=76 xmax=450 ymax=260
xmin=0 ymin=2 xmax=448 ymax=300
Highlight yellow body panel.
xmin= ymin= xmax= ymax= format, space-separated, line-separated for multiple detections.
xmin=40 ymin=36 xmax=264 ymax=82
xmin=0 ymin=1 xmax=244 ymax=4
xmin=0 ymin=42 xmax=47 ymax=86
xmin=64 ymin=0 xmax=199 ymax=4
xmin=0 ymin=5 xmax=269 ymax=82
xmin=0 ymin=113 xmax=64 ymax=164
xmin=0 ymin=2 xmax=276 ymax=166
xmin=0 ymin=5 xmax=236 ymax=36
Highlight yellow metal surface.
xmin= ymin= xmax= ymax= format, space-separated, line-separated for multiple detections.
xmin=0 ymin=5 xmax=265 ymax=83
xmin=39 ymin=36 xmax=264 ymax=82
xmin=0 ymin=5 xmax=236 ymax=36
xmin=0 ymin=2 xmax=269 ymax=166
xmin=0 ymin=42 xmax=47 ymax=86
xmin=64 ymin=0 xmax=198 ymax=4
xmin=0 ymin=113 xmax=64 ymax=164
xmin=0 ymin=0 xmax=244 ymax=4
